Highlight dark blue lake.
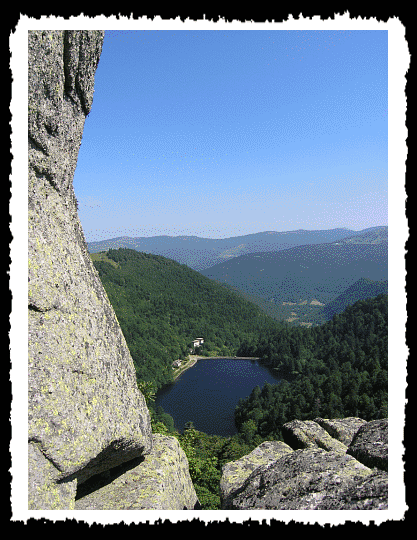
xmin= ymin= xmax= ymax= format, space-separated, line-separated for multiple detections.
xmin=155 ymin=357 xmax=282 ymax=437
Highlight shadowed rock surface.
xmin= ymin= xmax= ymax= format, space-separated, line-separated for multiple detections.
xmin=74 ymin=435 xmax=200 ymax=510
xmin=281 ymin=419 xmax=348 ymax=453
xmin=220 ymin=417 xmax=388 ymax=510
xmin=347 ymin=419 xmax=388 ymax=472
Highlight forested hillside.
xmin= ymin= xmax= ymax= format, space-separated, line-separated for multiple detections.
xmin=91 ymin=248 xmax=282 ymax=390
xmin=234 ymin=294 xmax=388 ymax=441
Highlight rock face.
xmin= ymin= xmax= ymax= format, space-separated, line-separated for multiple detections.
xmin=27 ymin=30 xmax=197 ymax=510
xmin=314 ymin=416 xmax=368 ymax=446
xmin=220 ymin=417 xmax=388 ymax=510
xmin=347 ymin=419 xmax=388 ymax=472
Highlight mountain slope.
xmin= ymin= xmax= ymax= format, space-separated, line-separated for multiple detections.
xmin=201 ymin=242 xmax=388 ymax=323
xmin=314 ymin=278 xmax=388 ymax=323
xmin=91 ymin=248 xmax=283 ymax=390
xmin=87 ymin=227 xmax=387 ymax=271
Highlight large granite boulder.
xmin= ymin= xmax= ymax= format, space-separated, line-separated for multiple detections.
xmin=28 ymin=30 xmax=154 ymax=509
xmin=222 ymin=448 xmax=387 ymax=510
xmin=220 ymin=418 xmax=388 ymax=510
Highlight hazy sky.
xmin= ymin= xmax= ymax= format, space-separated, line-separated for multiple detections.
xmin=73 ymin=29 xmax=388 ymax=241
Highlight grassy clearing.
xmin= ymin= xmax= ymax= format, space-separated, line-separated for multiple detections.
xmin=90 ymin=251 xmax=120 ymax=268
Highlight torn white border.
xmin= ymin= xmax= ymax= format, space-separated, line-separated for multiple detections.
xmin=10 ymin=13 xmax=409 ymax=526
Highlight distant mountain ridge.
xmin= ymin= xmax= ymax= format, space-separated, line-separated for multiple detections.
xmin=89 ymin=226 xmax=388 ymax=326
xmin=201 ymin=239 xmax=388 ymax=324
xmin=87 ymin=226 xmax=387 ymax=271
xmin=201 ymin=242 xmax=387 ymax=301
xmin=330 ymin=227 xmax=388 ymax=245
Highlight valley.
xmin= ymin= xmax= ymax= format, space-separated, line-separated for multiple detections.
xmin=201 ymin=242 xmax=387 ymax=326
xmin=88 ymin=229 xmax=388 ymax=509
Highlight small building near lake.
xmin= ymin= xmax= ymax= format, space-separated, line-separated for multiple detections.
xmin=192 ymin=338 xmax=204 ymax=348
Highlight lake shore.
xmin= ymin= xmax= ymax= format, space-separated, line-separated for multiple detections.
xmin=172 ymin=354 xmax=260 ymax=380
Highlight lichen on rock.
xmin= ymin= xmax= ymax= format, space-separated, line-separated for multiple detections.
xmin=222 ymin=448 xmax=375 ymax=510
xmin=314 ymin=416 xmax=367 ymax=446
xmin=281 ymin=419 xmax=348 ymax=453
xmin=27 ymin=30 xmax=201 ymax=512
xmin=220 ymin=440 xmax=293 ymax=508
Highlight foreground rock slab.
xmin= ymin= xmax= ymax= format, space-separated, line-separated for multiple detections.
xmin=75 ymin=435 xmax=200 ymax=510
xmin=220 ymin=441 xmax=293 ymax=508
xmin=223 ymin=448 xmax=387 ymax=510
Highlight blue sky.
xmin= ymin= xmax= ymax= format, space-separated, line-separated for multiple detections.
xmin=73 ymin=29 xmax=388 ymax=242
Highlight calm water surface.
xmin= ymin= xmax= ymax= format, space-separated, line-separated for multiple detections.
xmin=155 ymin=357 xmax=281 ymax=437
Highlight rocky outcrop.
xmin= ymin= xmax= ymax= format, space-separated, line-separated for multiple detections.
xmin=28 ymin=30 xmax=197 ymax=510
xmin=220 ymin=417 xmax=388 ymax=510
xmin=281 ymin=419 xmax=348 ymax=453
xmin=220 ymin=441 xmax=293 ymax=508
